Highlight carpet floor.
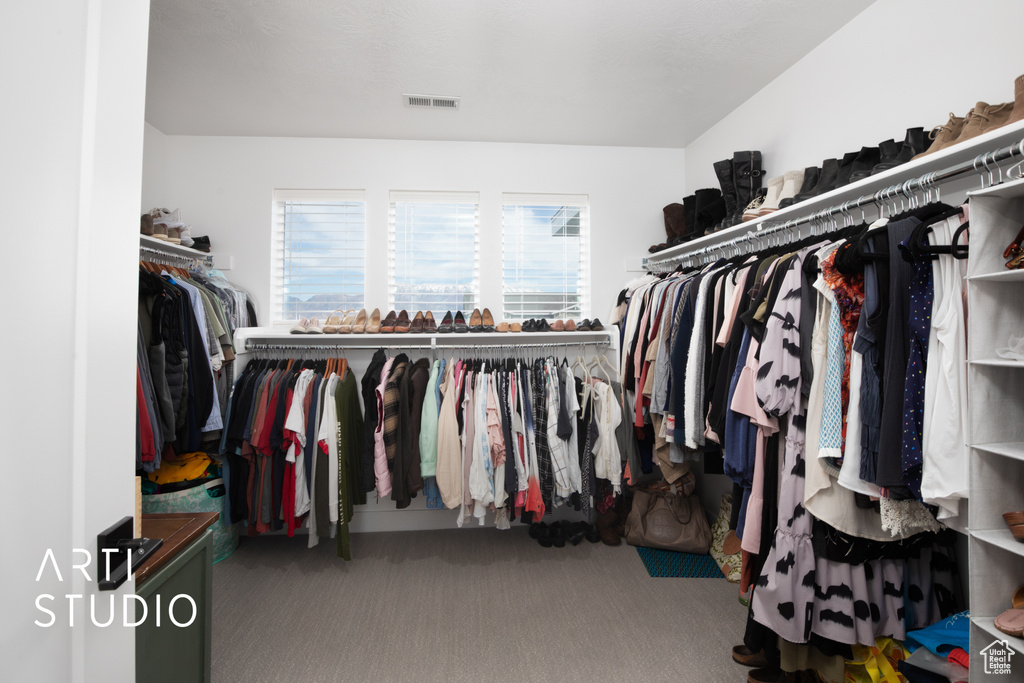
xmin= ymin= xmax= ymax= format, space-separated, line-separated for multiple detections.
xmin=211 ymin=527 xmax=749 ymax=682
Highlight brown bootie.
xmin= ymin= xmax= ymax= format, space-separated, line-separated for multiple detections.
xmin=913 ymin=112 xmax=966 ymax=160
xmin=955 ymin=101 xmax=1013 ymax=146
xmin=1008 ymin=74 xmax=1024 ymax=126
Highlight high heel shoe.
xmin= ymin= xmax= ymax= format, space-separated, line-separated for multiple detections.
xmin=423 ymin=311 xmax=437 ymax=333
xmin=481 ymin=307 xmax=495 ymax=333
xmin=323 ymin=309 xmax=347 ymax=334
xmin=352 ymin=308 xmax=368 ymax=333
xmin=438 ymin=311 xmax=454 ymax=334
xmin=469 ymin=308 xmax=483 ymax=332
xmin=366 ymin=308 xmax=382 ymax=334
xmin=453 ymin=311 xmax=469 ymax=333
xmin=338 ymin=310 xmax=357 ymax=334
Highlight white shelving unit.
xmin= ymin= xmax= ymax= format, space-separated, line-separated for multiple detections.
xmin=140 ymin=234 xmax=216 ymax=266
xmin=966 ymin=176 xmax=1024 ymax=680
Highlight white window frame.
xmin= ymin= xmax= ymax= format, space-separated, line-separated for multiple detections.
xmin=501 ymin=192 xmax=591 ymax=321
xmin=271 ymin=189 xmax=366 ymax=324
xmin=387 ymin=190 xmax=480 ymax=315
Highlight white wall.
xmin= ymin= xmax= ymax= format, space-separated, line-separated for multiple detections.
xmin=0 ymin=1 xmax=149 ymax=682
xmin=685 ymin=0 xmax=1024 ymax=193
xmin=142 ymin=130 xmax=685 ymax=322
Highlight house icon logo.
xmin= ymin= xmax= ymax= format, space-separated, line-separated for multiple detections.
xmin=981 ymin=639 xmax=1015 ymax=675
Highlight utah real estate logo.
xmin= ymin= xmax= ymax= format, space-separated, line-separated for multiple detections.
xmin=981 ymin=639 xmax=1014 ymax=675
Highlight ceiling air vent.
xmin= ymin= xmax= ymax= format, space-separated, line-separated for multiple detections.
xmin=404 ymin=94 xmax=460 ymax=110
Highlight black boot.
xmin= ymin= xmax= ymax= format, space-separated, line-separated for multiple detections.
xmin=693 ymin=188 xmax=725 ymax=237
xmin=681 ymin=194 xmax=699 ymax=241
xmin=780 ymin=166 xmax=819 ymax=209
xmin=886 ymin=126 xmax=927 ymax=168
xmin=730 ymin=151 xmax=763 ymax=227
xmin=794 ymin=158 xmax=839 ymax=203
xmin=661 ymin=202 xmax=687 ymax=248
xmin=712 ymin=158 xmax=737 ymax=232
xmin=831 ymin=152 xmax=860 ymax=189
xmin=870 ymin=139 xmax=901 ymax=175
xmin=847 ymin=146 xmax=881 ymax=184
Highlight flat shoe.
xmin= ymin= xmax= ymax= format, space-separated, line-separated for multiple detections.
xmin=995 ymin=608 xmax=1024 ymax=637
xmin=305 ymin=316 xmax=324 ymax=334
xmin=290 ymin=317 xmax=309 ymax=334
xmin=496 ymin=322 xmax=509 ymax=333
xmin=453 ymin=311 xmax=470 ymax=333
xmin=565 ymin=319 xmax=577 ymax=332
xmin=732 ymin=645 xmax=769 ymax=668
xmin=481 ymin=307 xmax=496 ymax=332
xmin=438 ymin=311 xmax=454 ymax=334
xmin=510 ymin=322 xmax=522 ymax=333
xmin=423 ymin=311 xmax=437 ymax=333
xmin=380 ymin=310 xmax=398 ymax=333
xmin=550 ymin=319 xmax=565 ymax=332
xmin=578 ymin=319 xmax=592 ymax=331
xmin=589 ymin=318 xmax=604 ymax=331
xmin=395 ymin=309 xmax=412 ymax=333
xmin=469 ymin=308 xmax=483 ymax=332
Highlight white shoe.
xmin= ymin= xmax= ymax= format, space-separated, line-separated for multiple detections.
xmin=290 ymin=317 xmax=309 ymax=334
xmin=757 ymin=175 xmax=785 ymax=216
xmin=305 ymin=317 xmax=324 ymax=334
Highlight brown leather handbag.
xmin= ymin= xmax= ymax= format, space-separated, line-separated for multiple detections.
xmin=624 ymin=488 xmax=713 ymax=554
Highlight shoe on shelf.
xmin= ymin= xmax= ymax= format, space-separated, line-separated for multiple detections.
xmin=339 ymin=310 xmax=357 ymax=334
xmin=775 ymin=169 xmax=805 ymax=208
xmin=290 ymin=317 xmax=310 ymax=334
xmin=423 ymin=311 xmax=437 ymax=333
xmin=832 ymin=151 xmax=860 ymax=188
xmin=438 ymin=311 xmax=454 ymax=333
xmin=522 ymin=319 xmax=536 ymax=332
xmin=956 ymin=100 xmax=1013 ymax=146
xmin=589 ymin=318 xmax=604 ymax=331
xmin=366 ymin=308 xmax=382 ymax=334
xmin=410 ymin=311 xmax=425 ymax=333
xmin=578 ymin=319 xmax=592 ymax=331
xmin=496 ymin=322 xmax=509 ymax=333
xmin=469 ymin=308 xmax=483 ymax=332
xmin=741 ymin=189 xmax=767 ymax=222
xmin=509 ymin=322 xmax=522 ymax=333
xmin=913 ymin=113 xmax=966 ymax=160
xmin=565 ymin=319 xmax=577 ymax=332
xmin=536 ymin=319 xmax=551 ymax=332
xmin=779 ymin=166 xmax=818 ymax=209
xmin=870 ymin=138 xmax=901 ymax=176
xmin=847 ymin=146 xmax=882 ymax=184
xmin=151 ymin=219 xmax=169 ymax=241
xmin=793 ymin=158 xmax=838 ymax=203
xmin=305 ymin=317 xmax=324 ymax=334
xmin=481 ymin=307 xmax=496 ymax=332
xmin=732 ymin=645 xmax=769 ymax=668
xmin=711 ymin=159 xmax=738 ymax=232
xmin=140 ymin=214 xmax=155 ymax=237
xmin=1008 ymin=74 xmax=1024 ymax=126
xmin=550 ymin=319 xmax=565 ymax=332
xmin=323 ymin=309 xmax=346 ymax=333
xmin=380 ymin=310 xmax=398 ymax=333
xmin=453 ymin=311 xmax=470 ymax=333
xmin=395 ymin=310 xmax=411 ymax=333
xmin=352 ymin=308 xmax=368 ymax=333
xmin=191 ymin=236 xmax=211 ymax=253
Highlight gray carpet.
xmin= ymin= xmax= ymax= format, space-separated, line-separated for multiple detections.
xmin=211 ymin=527 xmax=749 ymax=682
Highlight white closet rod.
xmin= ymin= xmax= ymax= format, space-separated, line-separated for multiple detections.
xmin=647 ymin=137 xmax=1024 ymax=272
xmin=245 ymin=340 xmax=611 ymax=353
xmin=139 ymin=244 xmax=210 ymax=268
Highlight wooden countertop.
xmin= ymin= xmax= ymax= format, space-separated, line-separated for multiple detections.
xmin=136 ymin=512 xmax=219 ymax=585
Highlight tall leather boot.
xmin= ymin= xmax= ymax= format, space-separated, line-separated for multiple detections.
xmin=730 ymin=151 xmax=763 ymax=227
xmin=682 ymin=194 xmax=698 ymax=241
xmin=694 ymin=188 xmax=725 ymax=237
xmin=663 ymin=202 xmax=687 ymax=247
xmin=712 ymin=158 xmax=738 ymax=232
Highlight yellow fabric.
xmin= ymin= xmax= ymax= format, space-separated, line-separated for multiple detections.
xmin=146 ymin=451 xmax=215 ymax=484
xmin=844 ymin=638 xmax=907 ymax=683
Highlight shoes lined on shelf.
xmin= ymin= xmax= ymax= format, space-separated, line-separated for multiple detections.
xmin=289 ymin=309 xmax=608 ymax=336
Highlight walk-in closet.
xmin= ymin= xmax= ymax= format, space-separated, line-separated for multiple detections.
xmin=8 ymin=1 xmax=1024 ymax=682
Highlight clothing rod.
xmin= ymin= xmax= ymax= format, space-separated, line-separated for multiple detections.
xmin=243 ymin=340 xmax=611 ymax=352
xmin=646 ymin=136 xmax=1024 ymax=272
xmin=139 ymin=244 xmax=213 ymax=266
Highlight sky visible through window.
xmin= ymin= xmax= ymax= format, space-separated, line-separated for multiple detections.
xmin=502 ymin=203 xmax=585 ymax=320
xmin=280 ymin=200 xmax=365 ymax=320
xmin=390 ymin=201 xmax=479 ymax=314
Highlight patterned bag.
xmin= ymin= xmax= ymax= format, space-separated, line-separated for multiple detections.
xmin=142 ymin=478 xmax=239 ymax=563
xmin=710 ymin=493 xmax=741 ymax=583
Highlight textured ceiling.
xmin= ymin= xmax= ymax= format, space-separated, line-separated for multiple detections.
xmin=146 ymin=0 xmax=875 ymax=147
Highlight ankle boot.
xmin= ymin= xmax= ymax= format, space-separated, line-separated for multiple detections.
xmin=847 ymin=146 xmax=882 ymax=184
xmin=730 ymin=151 xmax=763 ymax=227
xmin=794 ymin=158 xmax=838 ymax=203
xmin=871 ymin=139 xmax=900 ymax=175
xmin=756 ymin=175 xmax=785 ymax=217
xmin=832 ymin=151 xmax=860 ymax=188
xmin=1008 ymin=74 xmax=1024 ymax=126
xmin=780 ymin=166 xmax=818 ymax=209
xmin=913 ymin=113 xmax=966 ymax=160
xmin=956 ymin=101 xmax=1013 ymax=146
xmin=693 ymin=188 xmax=723 ymax=237
xmin=712 ymin=158 xmax=738 ymax=232
xmin=662 ymin=202 xmax=687 ymax=247
xmin=773 ymin=169 xmax=804 ymax=209
xmin=741 ymin=188 xmax=767 ymax=222
xmin=896 ymin=127 xmax=927 ymax=163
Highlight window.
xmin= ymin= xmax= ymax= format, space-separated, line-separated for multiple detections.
xmin=272 ymin=189 xmax=365 ymax=322
xmin=388 ymin=191 xmax=479 ymax=314
xmin=502 ymin=193 xmax=590 ymax=321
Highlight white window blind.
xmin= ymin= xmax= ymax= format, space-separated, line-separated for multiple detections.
xmin=388 ymin=191 xmax=480 ymax=314
xmin=271 ymin=189 xmax=366 ymax=323
xmin=502 ymin=193 xmax=590 ymax=321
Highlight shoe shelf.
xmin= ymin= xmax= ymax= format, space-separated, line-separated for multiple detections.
xmin=234 ymin=326 xmax=619 ymax=353
xmin=974 ymin=443 xmax=1024 ymax=463
xmin=644 ymin=118 xmax=1024 ymax=269
xmin=139 ymin=234 xmax=215 ymax=265
xmin=968 ymin=177 xmax=1024 ymax=680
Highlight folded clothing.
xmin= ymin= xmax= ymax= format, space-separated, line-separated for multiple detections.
xmin=146 ymin=451 xmax=216 ymax=485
